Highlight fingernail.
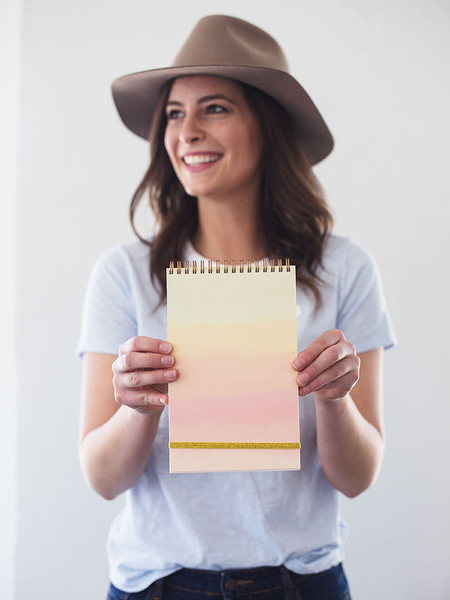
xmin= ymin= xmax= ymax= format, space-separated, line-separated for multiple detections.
xmin=161 ymin=355 xmax=174 ymax=366
xmin=163 ymin=369 xmax=176 ymax=379
xmin=159 ymin=397 xmax=167 ymax=405
xmin=299 ymin=385 xmax=310 ymax=396
xmin=159 ymin=342 xmax=172 ymax=353
xmin=293 ymin=357 xmax=304 ymax=370
xmin=297 ymin=373 xmax=309 ymax=386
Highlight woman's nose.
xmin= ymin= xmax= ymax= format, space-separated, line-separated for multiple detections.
xmin=179 ymin=115 xmax=205 ymax=144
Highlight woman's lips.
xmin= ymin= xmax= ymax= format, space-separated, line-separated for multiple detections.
xmin=182 ymin=153 xmax=223 ymax=171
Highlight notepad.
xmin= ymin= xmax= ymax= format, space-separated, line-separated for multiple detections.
xmin=166 ymin=259 xmax=300 ymax=473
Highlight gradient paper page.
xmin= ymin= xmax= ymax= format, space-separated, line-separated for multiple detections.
xmin=167 ymin=261 xmax=300 ymax=473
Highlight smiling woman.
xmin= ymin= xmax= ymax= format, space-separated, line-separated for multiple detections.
xmin=77 ymin=14 xmax=396 ymax=600
xmin=132 ymin=75 xmax=334 ymax=307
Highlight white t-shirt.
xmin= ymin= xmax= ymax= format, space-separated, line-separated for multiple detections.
xmin=77 ymin=234 xmax=396 ymax=593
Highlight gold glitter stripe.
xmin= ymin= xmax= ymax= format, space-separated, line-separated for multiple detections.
xmin=169 ymin=442 xmax=300 ymax=450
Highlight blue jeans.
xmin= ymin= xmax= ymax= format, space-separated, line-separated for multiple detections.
xmin=107 ymin=564 xmax=351 ymax=600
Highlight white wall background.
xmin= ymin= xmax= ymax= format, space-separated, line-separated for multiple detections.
xmin=0 ymin=0 xmax=21 ymax=598
xmin=2 ymin=0 xmax=449 ymax=598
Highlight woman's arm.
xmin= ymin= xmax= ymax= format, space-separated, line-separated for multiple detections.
xmin=293 ymin=330 xmax=384 ymax=498
xmin=78 ymin=337 xmax=178 ymax=500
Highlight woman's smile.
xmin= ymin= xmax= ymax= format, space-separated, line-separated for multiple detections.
xmin=181 ymin=152 xmax=223 ymax=170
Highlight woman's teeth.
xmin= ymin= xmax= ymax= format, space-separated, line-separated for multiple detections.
xmin=183 ymin=154 xmax=221 ymax=166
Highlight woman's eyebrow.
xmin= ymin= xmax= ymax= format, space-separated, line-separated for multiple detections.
xmin=166 ymin=94 xmax=236 ymax=107
xmin=197 ymin=94 xmax=236 ymax=105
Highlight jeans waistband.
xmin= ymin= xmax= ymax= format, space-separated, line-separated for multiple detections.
xmin=165 ymin=565 xmax=296 ymax=599
xmin=108 ymin=564 xmax=350 ymax=600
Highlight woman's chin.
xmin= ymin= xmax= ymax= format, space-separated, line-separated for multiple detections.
xmin=182 ymin=184 xmax=217 ymax=201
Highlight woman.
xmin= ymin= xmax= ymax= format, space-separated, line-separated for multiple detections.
xmin=78 ymin=15 xmax=395 ymax=600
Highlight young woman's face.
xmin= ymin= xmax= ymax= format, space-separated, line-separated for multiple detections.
xmin=164 ymin=76 xmax=263 ymax=203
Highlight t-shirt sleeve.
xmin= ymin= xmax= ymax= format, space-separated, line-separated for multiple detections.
xmin=336 ymin=241 xmax=397 ymax=354
xmin=77 ymin=246 xmax=138 ymax=357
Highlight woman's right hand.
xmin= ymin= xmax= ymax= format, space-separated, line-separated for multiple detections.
xmin=112 ymin=336 xmax=179 ymax=415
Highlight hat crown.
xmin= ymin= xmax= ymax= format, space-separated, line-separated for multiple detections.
xmin=172 ymin=15 xmax=290 ymax=73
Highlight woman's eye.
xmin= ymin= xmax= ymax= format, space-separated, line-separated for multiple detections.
xmin=167 ymin=109 xmax=183 ymax=120
xmin=206 ymin=104 xmax=227 ymax=114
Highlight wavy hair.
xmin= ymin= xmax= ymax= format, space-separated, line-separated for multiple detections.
xmin=129 ymin=79 xmax=333 ymax=308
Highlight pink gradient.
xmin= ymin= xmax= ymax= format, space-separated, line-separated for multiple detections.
xmin=170 ymin=351 xmax=296 ymax=399
xmin=170 ymin=389 xmax=299 ymax=443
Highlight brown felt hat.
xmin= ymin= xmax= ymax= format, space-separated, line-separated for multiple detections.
xmin=112 ymin=15 xmax=333 ymax=165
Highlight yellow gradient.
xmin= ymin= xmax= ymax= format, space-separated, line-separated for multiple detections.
xmin=168 ymin=320 xmax=297 ymax=358
xmin=167 ymin=267 xmax=297 ymax=325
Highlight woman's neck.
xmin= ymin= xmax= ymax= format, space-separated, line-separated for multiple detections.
xmin=193 ymin=194 xmax=265 ymax=262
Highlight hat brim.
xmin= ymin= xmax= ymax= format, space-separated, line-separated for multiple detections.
xmin=111 ymin=65 xmax=333 ymax=166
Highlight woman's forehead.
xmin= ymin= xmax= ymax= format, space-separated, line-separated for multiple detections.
xmin=167 ymin=75 xmax=244 ymax=101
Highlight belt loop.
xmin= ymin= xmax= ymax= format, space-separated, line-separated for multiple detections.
xmin=280 ymin=566 xmax=298 ymax=600
xmin=147 ymin=577 xmax=164 ymax=600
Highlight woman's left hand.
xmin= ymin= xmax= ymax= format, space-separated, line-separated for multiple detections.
xmin=292 ymin=330 xmax=360 ymax=403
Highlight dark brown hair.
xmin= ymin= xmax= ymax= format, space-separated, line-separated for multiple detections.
xmin=130 ymin=79 xmax=333 ymax=308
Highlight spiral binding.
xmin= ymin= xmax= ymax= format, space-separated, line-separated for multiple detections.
xmin=168 ymin=258 xmax=291 ymax=274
